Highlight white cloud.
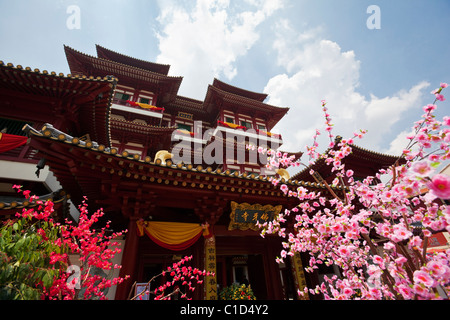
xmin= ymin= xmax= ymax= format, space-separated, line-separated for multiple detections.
xmin=155 ymin=0 xmax=284 ymax=99
xmin=264 ymin=21 xmax=429 ymax=156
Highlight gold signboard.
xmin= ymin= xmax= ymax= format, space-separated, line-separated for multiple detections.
xmin=177 ymin=111 xmax=193 ymax=120
xmin=228 ymin=201 xmax=282 ymax=231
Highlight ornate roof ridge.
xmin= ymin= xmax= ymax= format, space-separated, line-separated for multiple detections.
xmin=350 ymin=143 xmax=402 ymax=160
xmin=110 ymin=117 xmax=178 ymax=132
xmin=205 ymin=84 xmax=290 ymax=112
xmin=24 ymin=124 xmax=340 ymax=192
xmin=64 ymin=45 xmax=183 ymax=81
xmin=174 ymin=95 xmax=204 ymax=105
xmin=212 ymin=78 xmax=268 ymax=102
xmin=95 ymin=44 xmax=171 ymax=76
xmin=0 ymin=59 xmax=118 ymax=83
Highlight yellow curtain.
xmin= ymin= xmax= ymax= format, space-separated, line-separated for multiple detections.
xmin=136 ymin=220 xmax=209 ymax=251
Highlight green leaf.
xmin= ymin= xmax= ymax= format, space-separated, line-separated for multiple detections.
xmin=430 ymin=161 xmax=440 ymax=168
xmin=13 ymin=223 xmax=18 ymax=231
xmin=42 ymin=272 xmax=52 ymax=288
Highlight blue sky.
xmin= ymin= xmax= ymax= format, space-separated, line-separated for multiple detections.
xmin=0 ymin=0 xmax=449 ymax=157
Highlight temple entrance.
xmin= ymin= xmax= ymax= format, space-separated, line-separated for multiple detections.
xmin=216 ymin=254 xmax=268 ymax=300
xmin=214 ymin=234 xmax=299 ymax=300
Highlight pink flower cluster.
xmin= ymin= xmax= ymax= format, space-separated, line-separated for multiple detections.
xmin=321 ymin=100 xmax=335 ymax=146
xmin=257 ymin=84 xmax=450 ymax=300
xmin=431 ymin=83 xmax=448 ymax=102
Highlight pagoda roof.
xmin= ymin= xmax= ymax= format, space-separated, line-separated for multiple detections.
xmin=24 ymin=124 xmax=339 ymax=218
xmin=109 ymin=119 xmax=176 ymax=153
xmin=110 ymin=117 xmax=178 ymax=136
xmin=0 ymin=60 xmax=116 ymax=147
xmin=96 ymin=45 xmax=170 ymax=76
xmin=203 ymin=82 xmax=290 ymax=131
xmin=64 ymin=45 xmax=183 ymax=104
xmin=164 ymin=95 xmax=211 ymax=122
xmin=166 ymin=95 xmax=205 ymax=113
xmin=212 ymin=78 xmax=268 ymax=102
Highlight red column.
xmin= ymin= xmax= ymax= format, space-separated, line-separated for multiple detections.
xmin=115 ymin=217 xmax=140 ymax=300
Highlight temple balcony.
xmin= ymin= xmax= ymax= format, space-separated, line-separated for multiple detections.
xmin=213 ymin=121 xmax=283 ymax=148
xmin=111 ymin=98 xmax=164 ymax=119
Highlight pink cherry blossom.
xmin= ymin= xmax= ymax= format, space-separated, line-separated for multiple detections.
xmin=337 ymin=245 xmax=355 ymax=258
xmin=256 ymin=92 xmax=450 ymax=300
xmin=397 ymin=284 xmax=414 ymax=299
xmin=427 ymin=260 xmax=447 ymax=276
xmin=443 ymin=116 xmax=450 ymax=126
xmin=372 ymin=255 xmax=384 ymax=266
xmin=423 ymin=104 xmax=437 ymax=113
xmin=413 ymin=270 xmax=435 ymax=288
xmin=409 ymin=160 xmax=433 ymax=177
xmin=427 ymin=174 xmax=450 ymax=199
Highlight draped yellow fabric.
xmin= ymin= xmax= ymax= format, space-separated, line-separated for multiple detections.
xmin=224 ymin=122 xmax=241 ymax=129
xmin=136 ymin=221 xmax=209 ymax=250
xmin=136 ymin=102 xmax=157 ymax=109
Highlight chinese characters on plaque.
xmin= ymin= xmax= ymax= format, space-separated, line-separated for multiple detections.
xmin=204 ymin=236 xmax=217 ymax=300
xmin=291 ymin=252 xmax=309 ymax=300
xmin=228 ymin=201 xmax=282 ymax=231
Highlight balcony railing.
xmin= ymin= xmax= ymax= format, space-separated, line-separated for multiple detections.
xmin=215 ymin=120 xmax=283 ymax=143
xmin=111 ymin=98 xmax=164 ymax=119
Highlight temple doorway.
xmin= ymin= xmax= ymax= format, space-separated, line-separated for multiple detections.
xmin=216 ymin=254 xmax=268 ymax=300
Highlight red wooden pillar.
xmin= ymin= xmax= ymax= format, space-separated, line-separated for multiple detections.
xmin=115 ymin=216 xmax=140 ymax=300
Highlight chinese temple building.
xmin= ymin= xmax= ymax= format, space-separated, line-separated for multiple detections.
xmin=0 ymin=46 xmax=403 ymax=300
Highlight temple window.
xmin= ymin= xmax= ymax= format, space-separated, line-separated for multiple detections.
xmin=139 ymin=97 xmax=151 ymax=104
xmin=257 ymin=124 xmax=266 ymax=130
xmin=240 ymin=120 xmax=252 ymax=129
xmin=225 ymin=117 xmax=234 ymax=124
xmin=114 ymin=92 xmax=131 ymax=101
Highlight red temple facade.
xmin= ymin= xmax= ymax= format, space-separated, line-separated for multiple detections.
xmin=0 ymin=46 xmax=404 ymax=300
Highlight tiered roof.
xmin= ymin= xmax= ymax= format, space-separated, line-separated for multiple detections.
xmin=0 ymin=60 xmax=116 ymax=146
xmin=66 ymin=46 xmax=290 ymax=129
xmin=64 ymin=45 xmax=182 ymax=105
xmin=96 ymin=45 xmax=171 ymax=76
xmin=211 ymin=78 xmax=268 ymax=102
xmin=204 ymin=79 xmax=290 ymax=130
